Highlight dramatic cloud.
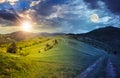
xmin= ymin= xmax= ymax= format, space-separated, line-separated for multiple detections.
xmin=84 ymin=0 xmax=120 ymax=14
xmin=0 ymin=11 xmax=19 ymax=21
xmin=30 ymin=0 xmax=41 ymax=7
xmin=0 ymin=0 xmax=120 ymax=33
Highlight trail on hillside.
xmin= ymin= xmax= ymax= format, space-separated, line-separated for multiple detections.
xmin=106 ymin=59 xmax=116 ymax=78
xmin=76 ymin=55 xmax=117 ymax=78
xmin=76 ymin=56 xmax=105 ymax=78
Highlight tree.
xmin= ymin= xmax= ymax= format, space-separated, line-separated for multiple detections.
xmin=19 ymin=47 xmax=22 ymax=50
xmin=7 ymin=42 xmax=18 ymax=53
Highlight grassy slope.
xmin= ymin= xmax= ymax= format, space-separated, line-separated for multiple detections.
xmin=0 ymin=36 xmax=105 ymax=78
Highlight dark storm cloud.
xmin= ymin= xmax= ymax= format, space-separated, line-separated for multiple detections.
xmin=101 ymin=0 xmax=120 ymax=14
xmin=33 ymin=0 xmax=68 ymax=16
xmin=0 ymin=0 xmax=120 ymax=33
xmin=84 ymin=0 xmax=120 ymax=14
xmin=0 ymin=11 xmax=19 ymax=21
xmin=31 ymin=0 xmax=120 ymax=33
xmin=83 ymin=0 xmax=100 ymax=9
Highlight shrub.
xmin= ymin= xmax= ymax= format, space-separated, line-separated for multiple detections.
xmin=46 ymin=44 xmax=50 ymax=47
xmin=38 ymin=51 xmax=41 ymax=53
xmin=7 ymin=42 xmax=18 ymax=54
xmin=44 ymin=45 xmax=53 ymax=51
xmin=54 ymin=39 xmax=58 ymax=44
xmin=53 ymin=39 xmax=58 ymax=45
xmin=19 ymin=47 xmax=22 ymax=50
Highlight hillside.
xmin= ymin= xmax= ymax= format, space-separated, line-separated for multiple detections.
xmin=84 ymin=26 xmax=120 ymax=42
xmin=0 ymin=31 xmax=65 ymax=44
xmin=69 ymin=26 xmax=120 ymax=54
xmin=0 ymin=36 xmax=106 ymax=78
xmin=0 ymin=31 xmax=36 ymax=44
xmin=0 ymin=27 xmax=120 ymax=78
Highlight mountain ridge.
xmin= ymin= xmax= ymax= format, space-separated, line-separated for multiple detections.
xmin=68 ymin=26 xmax=120 ymax=54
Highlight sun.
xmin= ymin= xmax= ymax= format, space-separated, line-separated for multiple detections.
xmin=21 ymin=21 xmax=32 ymax=32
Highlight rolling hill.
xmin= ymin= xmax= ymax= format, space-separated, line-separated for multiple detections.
xmin=0 ymin=35 xmax=106 ymax=78
xmin=0 ymin=26 xmax=120 ymax=78
xmin=69 ymin=26 xmax=120 ymax=54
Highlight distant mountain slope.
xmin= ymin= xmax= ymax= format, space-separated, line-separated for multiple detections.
xmin=0 ymin=31 xmax=64 ymax=44
xmin=0 ymin=31 xmax=37 ymax=44
xmin=69 ymin=26 xmax=120 ymax=54
xmin=84 ymin=26 xmax=120 ymax=42
xmin=10 ymin=31 xmax=37 ymax=40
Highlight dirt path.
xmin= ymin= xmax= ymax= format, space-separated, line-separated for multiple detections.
xmin=76 ymin=55 xmax=118 ymax=78
xmin=76 ymin=56 xmax=105 ymax=78
xmin=106 ymin=59 xmax=116 ymax=78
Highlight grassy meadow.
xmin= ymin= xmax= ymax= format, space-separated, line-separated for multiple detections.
xmin=0 ymin=36 xmax=105 ymax=78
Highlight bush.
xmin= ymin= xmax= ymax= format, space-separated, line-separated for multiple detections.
xmin=46 ymin=44 xmax=50 ymax=47
xmin=7 ymin=42 xmax=18 ymax=54
xmin=53 ymin=39 xmax=58 ymax=45
xmin=44 ymin=44 xmax=53 ymax=51
xmin=38 ymin=51 xmax=41 ymax=53
xmin=19 ymin=47 xmax=22 ymax=50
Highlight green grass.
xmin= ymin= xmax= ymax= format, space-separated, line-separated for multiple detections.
xmin=0 ymin=36 xmax=105 ymax=78
xmin=0 ymin=53 xmax=32 ymax=78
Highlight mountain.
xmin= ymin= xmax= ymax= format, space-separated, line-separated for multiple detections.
xmin=69 ymin=26 xmax=120 ymax=54
xmin=1 ymin=26 xmax=120 ymax=54
xmin=84 ymin=26 xmax=120 ymax=41
xmin=0 ymin=31 xmax=37 ymax=44
xmin=0 ymin=31 xmax=65 ymax=44
xmin=10 ymin=31 xmax=37 ymax=40
xmin=9 ymin=31 xmax=57 ymax=40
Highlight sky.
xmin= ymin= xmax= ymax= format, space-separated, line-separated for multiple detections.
xmin=0 ymin=0 xmax=120 ymax=34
